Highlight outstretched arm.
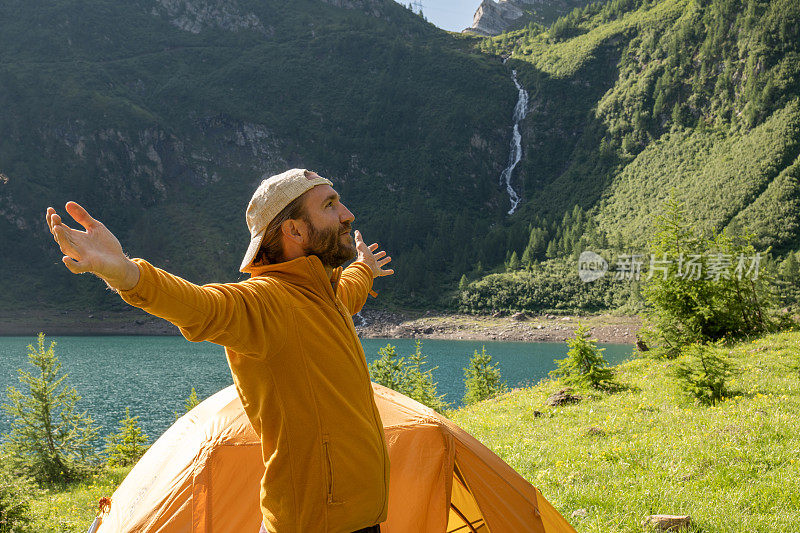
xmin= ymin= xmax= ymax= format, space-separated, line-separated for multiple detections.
xmin=45 ymin=202 xmax=283 ymax=355
xmin=46 ymin=202 xmax=140 ymax=291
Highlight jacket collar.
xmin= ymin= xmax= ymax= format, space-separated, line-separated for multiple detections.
xmin=248 ymin=255 xmax=343 ymax=294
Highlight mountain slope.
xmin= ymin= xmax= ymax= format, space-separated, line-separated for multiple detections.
xmin=481 ymin=0 xmax=800 ymax=260
xmin=0 ymin=0 xmax=518 ymax=309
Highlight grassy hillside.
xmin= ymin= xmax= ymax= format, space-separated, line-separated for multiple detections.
xmin=450 ymin=329 xmax=800 ymax=532
xmin=597 ymin=102 xmax=800 ymax=249
xmin=458 ymin=0 xmax=800 ymax=312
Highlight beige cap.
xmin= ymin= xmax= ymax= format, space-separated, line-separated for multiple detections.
xmin=239 ymin=168 xmax=332 ymax=272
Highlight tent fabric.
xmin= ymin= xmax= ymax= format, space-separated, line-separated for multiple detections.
xmin=97 ymin=384 xmax=576 ymax=533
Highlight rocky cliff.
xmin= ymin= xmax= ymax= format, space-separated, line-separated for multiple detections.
xmin=465 ymin=0 xmax=595 ymax=36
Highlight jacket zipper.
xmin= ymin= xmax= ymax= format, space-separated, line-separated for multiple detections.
xmin=315 ymin=259 xmax=389 ymax=518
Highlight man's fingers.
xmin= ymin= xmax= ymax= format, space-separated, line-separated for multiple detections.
xmin=373 ymin=250 xmax=386 ymax=260
xmin=48 ymin=211 xmax=65 ymax=236
xmin=65 ymin=201 xmax=98 ymax=230
xmin=354 ymin=230 xmax=364 ymax=244
xmin=378 ymin=268 xmax=394 ymax=276
xmin=53 ymin=225 xmax=83 ymax=260
xmin=377 ymin=257 xmax=391 ymax=267
xmin=62 ymin=256 xmax=90 ymax=274
xmin=368 ymin=243 xmax=378 ymax=252
xmin=46 ymin=207 xmax=57 ymax=233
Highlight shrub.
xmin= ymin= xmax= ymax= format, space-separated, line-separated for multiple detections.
xmin=463 ymin=346 xmax=508 ymax=405
xmin=672 ymin=342 xmax=737 ymax=406
xmin=1 ymin=333 xmax=99 ymax=483
xmin=105 ymin=407 xmax=149 ymax=467
xmin=0 ymin=456 xmax=35 ymax=533
xmin=552 ymin=324 xmax=616 ymax=389
xmin=457 ymin=258 xmax=635 ymax=315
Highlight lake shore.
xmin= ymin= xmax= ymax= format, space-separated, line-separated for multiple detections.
xmin=1 ymin=308 xmax=640 ymax=344
xmin=355 ymin=309 xmax=641 ymax=344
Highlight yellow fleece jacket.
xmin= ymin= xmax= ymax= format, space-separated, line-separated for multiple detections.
xmin=118 ymin=256 xmax=390 ymax=533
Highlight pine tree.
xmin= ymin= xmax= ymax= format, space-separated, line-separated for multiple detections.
xmin=673 ymin=342 xmax=736 ymax=406
xmin=521 ymin=245 xmax=535 ymax=269
xmin=545 ymin=239 xmax=558 ymax=259
xmin=552 ymin=324 xmax=615 ymax=389
xmin=643 ymin=193 xmax=779 ymax=357
xmin=458 ymin=274 xmax=469 ymax=291
xmin=405 ymin=341 xmax=449 ymax=412
xmin=1 ymin=333 xmax=99 ymax=483
xmin=781 ymin=251 xmax=799 ymax=280
xmin=175 ymin=387 xmax=201 ymax=420
xmin=368 ymin=342 xmax=448 ymax=412
xmin=185 ymin=387 xmax=200 ymax=412
xmin=508 ymin=251 xmax=521 ymax=271
xmin=105 ymin=407 xmax=149 ymax=467
xmin=368 ymin=344 xmax=406 ymax=392
xmin=463 ymin=346 xmax=508 ymax=405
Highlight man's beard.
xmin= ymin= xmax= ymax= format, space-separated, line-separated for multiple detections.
xmin=303 ymin=219 xmax=357 ymax=268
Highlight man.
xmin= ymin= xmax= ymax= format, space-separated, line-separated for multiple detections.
xmin=46 ymin=169 xmax=394 ymax=533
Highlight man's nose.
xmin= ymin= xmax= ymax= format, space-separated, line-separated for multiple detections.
xmin=340 ymin=204 xmax=355 ymax=224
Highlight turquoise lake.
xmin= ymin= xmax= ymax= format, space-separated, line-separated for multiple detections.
xmin=0 ymin=336 xmax=634 ymax=443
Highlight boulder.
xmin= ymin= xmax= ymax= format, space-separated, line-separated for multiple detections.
xmin=546 ymin=388 xmax=581 ymax=406
xmin=642 ymin=515 xmax=693 ymax=531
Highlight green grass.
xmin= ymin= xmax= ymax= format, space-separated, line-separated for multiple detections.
xmin=22 ymin=466 xmax=131 ymax=533
xmin=449 ymin=329 xmax=800 ymax=532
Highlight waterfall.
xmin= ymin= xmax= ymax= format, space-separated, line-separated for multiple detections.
xmin=499 ymin=69 xmax=529 ymax=215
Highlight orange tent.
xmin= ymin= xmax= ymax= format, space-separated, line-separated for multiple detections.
xmin=96 ymin=384 xmax=576 ymax=533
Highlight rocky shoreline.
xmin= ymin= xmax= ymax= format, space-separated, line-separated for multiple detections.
xmin=355 ymin=310 xmax=640 ymax=344
xmin=0 ymin=309 xmax=641 ymax=344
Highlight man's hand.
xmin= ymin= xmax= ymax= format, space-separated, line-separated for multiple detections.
xmin=46 ymin=202 xmax=140 ymax=291
xmin=354 ymin=230 xmax=394 ymax=279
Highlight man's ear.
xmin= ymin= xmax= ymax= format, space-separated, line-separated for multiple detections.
xmin=282 ymin=218 xmax=306 ymax=245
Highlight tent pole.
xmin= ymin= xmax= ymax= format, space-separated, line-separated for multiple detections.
xmin=450 ymin=503 xmax=479 ymax=533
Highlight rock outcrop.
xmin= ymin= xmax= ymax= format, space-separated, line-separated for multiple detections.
xmin=467 ymin=0 xmax=526 ymax=36
xmin=465 ymin=0 xmax=596 ymax=36
xmin=153 ymin=0 xmax=271 ymax=35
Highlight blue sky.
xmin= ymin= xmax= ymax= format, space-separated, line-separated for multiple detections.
xmin=393 ymin=0 xmax=481 ymax=32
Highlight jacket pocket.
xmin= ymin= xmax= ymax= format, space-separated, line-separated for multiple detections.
xmin=322 ymin=436 xmax=340 ymax=504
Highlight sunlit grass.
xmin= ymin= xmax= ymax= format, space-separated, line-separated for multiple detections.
xmin=25 ymin=466 xmax=131 ymax=533
xmin=449 ymin=330 xmax=800 ymax=532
